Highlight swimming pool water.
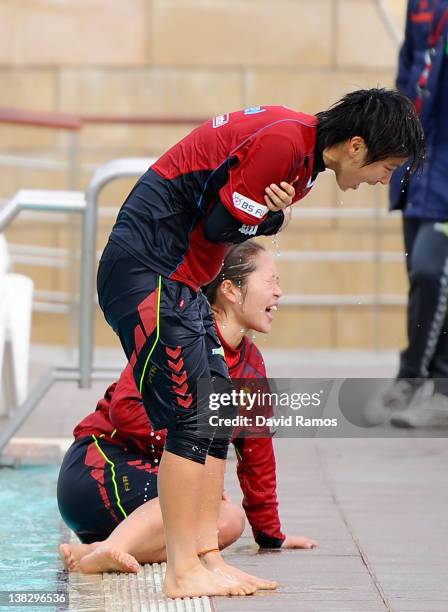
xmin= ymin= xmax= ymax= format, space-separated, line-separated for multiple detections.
xmin=0 ymin=465 xmax=66 ymax=610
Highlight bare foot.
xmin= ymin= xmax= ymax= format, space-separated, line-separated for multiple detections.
xmin=201 ymin=550 xmax=277 ymax=590
xmin=163 ymin=562 xmax=256 ymax=598
xmin=78 ymin=545 xmax=140 ymax=574
xmin=59 ymin=542 xmax=99 ymax=571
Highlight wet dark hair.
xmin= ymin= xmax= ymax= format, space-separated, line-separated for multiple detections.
xmin=316 ymin=88 xmax=425 ymax=173
xmin=204 ymin=241 xmax=266 ymax=305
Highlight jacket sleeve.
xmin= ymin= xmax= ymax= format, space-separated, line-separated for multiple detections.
xmin=233 ymin=435 xmax=286 ymax=548
xmin=203 ymin=201 xmax=284 ymax=244
xmin=203 ymin=127 xmax=299 ymax=243
xmin=396 ymin=1 xmax=415 ymax=94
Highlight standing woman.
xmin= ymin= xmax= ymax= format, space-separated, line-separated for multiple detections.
xmin=58 ymin=242 xmax=316 ymax=586
xmin=97 ymin=177 xmax=293 ymax=596
xmin=96 ymin=96 xmax=421 ymax=598
xmin=96 ymin=107 xmax=301 ymax=599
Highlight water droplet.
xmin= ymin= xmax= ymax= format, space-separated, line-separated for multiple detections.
xmin=271 ymin=235 xmax=281 ymax=257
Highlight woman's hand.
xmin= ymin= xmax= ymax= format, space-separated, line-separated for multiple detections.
xmin=264 ymin=181 xmax=295 ymax=212
xmin=282 ymin=535 xmax=318 ymax=549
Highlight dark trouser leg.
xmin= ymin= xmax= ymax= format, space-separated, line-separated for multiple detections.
xmin=398 ymin=218 xmax=448 ymax=394
xmin=98 ymin=249 xmax=219 ymax=464
xmin=199 ymin=291 xmax=235 ymax=461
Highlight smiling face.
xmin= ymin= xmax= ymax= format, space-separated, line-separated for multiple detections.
xmin=326 ymin=137 xmax=407 ymax=192
xmin=235 ymin=249 xmax=282 ymax=334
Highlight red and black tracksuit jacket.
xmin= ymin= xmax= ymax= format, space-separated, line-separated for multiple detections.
xmin=108 ymin=106 xmax=319 ymax=291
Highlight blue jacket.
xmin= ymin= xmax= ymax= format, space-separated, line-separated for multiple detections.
xmin=390 ymin=0 xmax=448 ymax=219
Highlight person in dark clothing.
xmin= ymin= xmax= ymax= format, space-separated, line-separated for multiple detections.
xmin=365 ymin=1 xmax=448 ymax=428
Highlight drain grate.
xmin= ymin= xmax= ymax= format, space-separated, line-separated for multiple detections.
xmin=100 ymin=563 xmax=213 ymax=612
xmin=66 ymin=531 xmax=212 ymax=611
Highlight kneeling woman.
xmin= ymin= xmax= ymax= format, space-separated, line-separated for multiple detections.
xmin=57 ymin=241 xmax=316 ymax=583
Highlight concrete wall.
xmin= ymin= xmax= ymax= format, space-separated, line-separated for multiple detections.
xmin=0 ymin=0 xmax=409 ymax=349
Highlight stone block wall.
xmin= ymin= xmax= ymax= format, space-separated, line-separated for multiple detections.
xmin=0 ymin=0 xmax=409 ymax=349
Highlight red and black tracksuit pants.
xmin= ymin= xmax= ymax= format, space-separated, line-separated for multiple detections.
xmin=97 ymin=240 xmax=234 ymax=464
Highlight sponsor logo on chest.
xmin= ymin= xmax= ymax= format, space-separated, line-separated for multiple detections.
xmin=233 ymin=192 xmax=268 ymax=218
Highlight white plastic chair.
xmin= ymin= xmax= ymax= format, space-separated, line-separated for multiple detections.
xmin=0 ymin=235 xmax=34 ymax=414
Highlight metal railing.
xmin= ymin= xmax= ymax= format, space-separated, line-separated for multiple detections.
xmin=80 ymin=158 xmax=153 ymax=387
xmin=0 ymin=189 xmax=86 ymax=456
xmin=0 ymin=159 xmax=158 ymax=457
xmin=0 ymin=163 xmax=147 ymax=457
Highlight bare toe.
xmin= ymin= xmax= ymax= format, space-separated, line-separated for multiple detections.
xmin=59 ymin=544 xmax=72 ymax=570
xmin=229 ymin=583 xmax=256 ymax=596
xmin=79 ymin=547 xmax=140 ymax=575
xmin=112 ymin=550 xmax=141 ymax=574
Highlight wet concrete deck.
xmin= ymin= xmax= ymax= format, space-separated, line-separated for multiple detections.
xmin=218 ymin=437 xmax=448 ymax=612
xmin=2 ymin=348 xmax=448 ymax=611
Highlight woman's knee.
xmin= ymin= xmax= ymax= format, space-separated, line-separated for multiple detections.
xmin=217 ymin=501 xmax=245 ymax=549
